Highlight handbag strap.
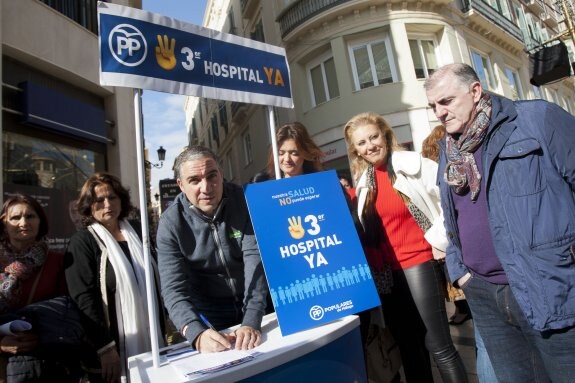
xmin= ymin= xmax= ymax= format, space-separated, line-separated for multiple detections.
xmin=26 ymin=262 xmax=45 ymax=306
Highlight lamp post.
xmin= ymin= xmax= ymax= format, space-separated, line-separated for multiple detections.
xmin=145 ymin=146 xmax=166 ymax=169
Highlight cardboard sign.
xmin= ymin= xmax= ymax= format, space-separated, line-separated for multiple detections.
xmin=98 ymin=2 xmax=292 ymax=108
xmin=245 ymin=171 xmax=380 ymax=335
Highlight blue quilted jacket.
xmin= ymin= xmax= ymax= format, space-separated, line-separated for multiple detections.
xmin=438 ymin=93 xmax=575 ymax=331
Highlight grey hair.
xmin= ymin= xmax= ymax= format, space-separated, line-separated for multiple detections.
xmin=173 ymin=145 xmax=221 ymax=180
xmin=424 ymin=63 xmax=480 ymax=91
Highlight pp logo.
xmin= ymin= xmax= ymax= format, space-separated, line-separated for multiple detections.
xmin=309 ymin=305 xmax=324 ymax=321
xmin=108 ymin=24 xmax=147 ymax=67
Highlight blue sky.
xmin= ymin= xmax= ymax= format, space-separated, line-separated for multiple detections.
xmin=141 ymin=0 xmax=207 ymax=195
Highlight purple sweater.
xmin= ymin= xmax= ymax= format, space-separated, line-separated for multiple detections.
xmin=452 ymin=147 xmax=508 ymax=284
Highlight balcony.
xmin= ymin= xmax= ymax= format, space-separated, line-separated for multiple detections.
xmin=276 ymin=0 xmax=352 ymax=38
xmin=277 ymin=0 xmax=453 ymax=39
xmin=523 ymin=0 xmax=544 ymax=14
xmin=39 ymin=0 xmax=99 ymax=34
xmin=460 ymin=0 xmax=524 ymax=52
xmin=540 ymin=2 xmax=561 ymax=29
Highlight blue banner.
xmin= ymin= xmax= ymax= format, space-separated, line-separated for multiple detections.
xmin=98 ymin=2 xmax=292 ymax=108
xmin=245 ymin=171 xmax=380 ymax=335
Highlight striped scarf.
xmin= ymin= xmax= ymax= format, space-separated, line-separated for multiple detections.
xmin=445 ymin=93 xmax=492 ymax=201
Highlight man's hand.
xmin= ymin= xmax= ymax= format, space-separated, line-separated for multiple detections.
xmin=0 ymin=333 xmax=38 ymax=354
xmin=99 ymin=347 xmax=121 ymax=383
xmin=195 ymin=329 xmax=235 ymax=353
xmin=288 ymin=216 xmax=305 ymax=239
xmin=234 ymin=326 xmax=261 ymax=351
xmin=457 ymin=272 xmax=472 ymax=288
xmin=155 ymin=35 xmax=177 ymax=70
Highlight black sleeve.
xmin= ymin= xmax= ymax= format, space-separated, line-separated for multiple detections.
xmin=64 ymin=230 xmax=115 ymax=350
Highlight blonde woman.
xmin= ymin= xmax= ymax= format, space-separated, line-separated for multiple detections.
xmin=344 ymin=112 xmax=466 ymax=382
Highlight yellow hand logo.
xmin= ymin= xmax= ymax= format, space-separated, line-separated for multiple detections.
xmin=288 ymin=216 xmax=305 ymax=240
xmin=155 ymin=35 xmax=177 ymax=70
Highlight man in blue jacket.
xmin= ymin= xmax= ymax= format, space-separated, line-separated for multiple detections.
xmin=425 ymin=63 xmax=575 ymax=382
xmin=156 ymin=145 xmax=268 ymax=353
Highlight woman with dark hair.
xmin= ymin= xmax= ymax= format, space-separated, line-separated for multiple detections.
xmin=65 ymin=173 xmax=163 ymax=383
xmin=344 ymin=112 xmax=467 ymax=382
xmin=0 ymin=193 xmax=81 ymax=382
xmin=265 ymin=121 xmax=324 ymax=179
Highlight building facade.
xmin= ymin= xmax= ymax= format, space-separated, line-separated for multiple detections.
xmin=186 ymin=0 xmax=575 ymax=185
xmin=1 ymin=0 xmax=143 ymax=252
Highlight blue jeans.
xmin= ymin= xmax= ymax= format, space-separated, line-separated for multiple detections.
xmin=462 ymin=273 xmax=575 ymax=383
xmin=474 ymin=325 xmax=498 ymax=382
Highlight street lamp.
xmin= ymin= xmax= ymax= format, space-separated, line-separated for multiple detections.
xmin=145 ymin=146 xmax=166 ymax=169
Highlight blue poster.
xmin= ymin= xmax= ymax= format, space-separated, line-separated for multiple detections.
xmin=97 ymin=2 xmax=292 ymax=108
xmin=245 ymin=171 xmax=380 ymax=335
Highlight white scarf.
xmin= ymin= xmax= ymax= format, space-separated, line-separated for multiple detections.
xmin=90 ymin=220 xmax=159 ymax=361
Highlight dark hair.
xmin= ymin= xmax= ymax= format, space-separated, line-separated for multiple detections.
xmin=76 ymin=172 xmax=134 ymax=227
xmin=266 ymin=122 xmax=324 ymax=178
xmin=338 ymin=174 xmax=352 ymax=187
xmin=424 ymin=63 xmax=480 ymax=91
xmin=421 ymin=125 xmax=446 ymax=163
xmin=173 ymin=145 xmax=220 ymax=181
xmin=0 ymin=193 xmax=49 ymax=241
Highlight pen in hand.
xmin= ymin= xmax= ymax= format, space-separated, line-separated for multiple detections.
xmin=199 ymin=313 xmax=216 ymax=332
xmin=198 ymin=313 xmax=235 ymax=351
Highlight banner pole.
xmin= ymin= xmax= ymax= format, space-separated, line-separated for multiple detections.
xmin=133 ymin=89 xmax=161 ymax=369
xmin=268 ymin=106 xmax=281 ymax=180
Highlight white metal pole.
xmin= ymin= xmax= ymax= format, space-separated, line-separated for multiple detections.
xmin=133 ymin=89 xmax=161 ymax=368
xmin=268 ymin=106 xmax=280 ymax=179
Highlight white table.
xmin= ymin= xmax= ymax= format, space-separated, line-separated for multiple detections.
xmin=128 ymin=313 xmax=366 ymax=382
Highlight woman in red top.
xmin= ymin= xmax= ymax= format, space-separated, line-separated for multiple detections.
xmin=344 ymin=112 xmax=467 ymax=382
xmin=0 ymin=193 xmax=80 ymax=382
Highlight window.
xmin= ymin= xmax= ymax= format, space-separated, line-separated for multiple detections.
xmin=243 ymin=130 xmax=253 ymax=165
xmin=225 ymin=152 xmax=234 ymax=180
xmin=566 ymin=44 xmax=575 ymax=75
xmin=408 ymin=38 xmax=438 ymax=79
xmin=504 ymin=67 xmax=524 ymax=100
xmin=486 ymin=0 xmax=511 ymax=20
xmin=547 ymin=88 xmax=559 ymax=105
xmin=513 ymin=4 xmax=531 ymax=46
xmin=228 ymin=8 xmax=237 ymax=35
xmin=349 ymin=37 xmax=396 ymax=90
xmin=4 ymin=131 xmax=104 ymax=191
xmin=525 ymin=14 xmax=543 ymax=45
xmin=532 ymin=85 xmax=543 ymax=99
xmin=471 ymin=50 xmax=497 ymax=90
xmin=218 ymin=102 xmax=228 ymax=135
xmin=211 ymin=116 xmax=219 ymax=147
xmin=199 ymin=100 xmax=204 ymax=122
xmin=308 ymin=53 xmax=340 ymax=106
xmin=190 ymin=119 xmax=198 ymax=144
xmin=250 ymin=19 xmax=265 ymax=42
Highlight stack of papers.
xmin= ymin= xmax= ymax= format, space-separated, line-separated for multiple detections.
xmin=169 ymin=349 xmax=262 ymax=379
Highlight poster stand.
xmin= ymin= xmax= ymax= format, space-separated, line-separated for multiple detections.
xmin=98 ymin=2 xmax=291 ymax=369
